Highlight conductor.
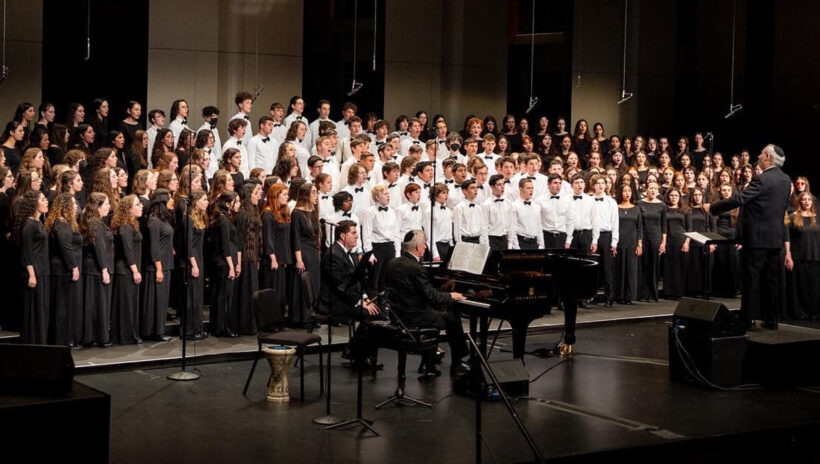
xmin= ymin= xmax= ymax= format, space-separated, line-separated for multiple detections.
xmin=706 ymin=144 xmax=791 ymax=329
xmin=384 ymin=230 xmax=470 ymax=376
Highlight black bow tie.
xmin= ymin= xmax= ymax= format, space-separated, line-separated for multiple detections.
xmin=504 ymin=180 xmax=510 ymax=184
xmin=551 ymin=195 xmax=560 ymax=199
xmin=573 ymin=195 xmax=582 ymax=200
xmin=181 ymin=118 xmax=187 ymax=125
xmin=391 ymin=155 xmax=398 ymax=160
xmin=262 ymin=137 xmax=270 ymax=143
xmin=342 ymin=212 xmax=351 ymax=217
xmin=378 ymin=206 xmax=388 ymax=212
xmin=424 ymin=183 xmax=431 ymax=188
xmin=321 ymin=195 xmax=329 ymax=200
xmin=595 ymin=197 xmax=604 ymax=202
xmin=477 ymin=185 xmax=484 ymax=190
xmin=445 ymin=179 xmax=454 ymax=184
xmin=413 ymin=140 xmax=420 ymax=145
xmin=296 ymin=116 xmax=303 ymax=120
xmin=236 ymin=140 xmax=242 ymax=145
xmin=411 ymin=205 xmax=418 ymax=211
xmin=210 ymin=124 xmax=217 ymax=130
xmin=495 ymin=198 xmax=504 ymax=203
xmin=274 ymin=123 xmax=283 ymax=127
xmin=523 ymin=201 xmax=532 ymax=205
xmin=528 ymin=176 xmax=536 ymax=180
xmin=440 ymin=205 xmax=446 ymax=210
xmin=354 ymin=187 xmax=364 ymax=193
xmin=388 ymin=183 xmax=396 ymax=188
xmin=468 ymin=203 xmax=475 ymax=208
xmin=400 ymin=131 xmax=408 ymax=136
xmin=484 ymin=155 xmax=494 ymax=160
xmin=243 ymin=115 xmax=250 ymax=120
xmin=366 ymin=176 xmax=371 ymax=181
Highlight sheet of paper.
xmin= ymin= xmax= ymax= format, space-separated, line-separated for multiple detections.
xmin=447 ymin=242 xmax=490 ymax=275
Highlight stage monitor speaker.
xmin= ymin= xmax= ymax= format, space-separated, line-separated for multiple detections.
xmin=0 ymin=344 xmax=75 ymax=396
xmin=455 ymin=358 xmax=530 ymax=400
xmin=668 ymin=327 xmax=748 ymax=388
xmin=673 ymin=298 xmax=743 ymax=337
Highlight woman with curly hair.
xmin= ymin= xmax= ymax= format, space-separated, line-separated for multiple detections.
xmin=15 ymin=190 xmax=50 ymax=343
xmin=90 ymin=167 xmax=119 ymax=220
xmin=111 ymin=194 xmax=144 ymax=344
xmin=80 ymin=192 xmax=114 ymax=346
xmin=234 ymin=182 xmax=262 ymax=335
xmin=46 ymin=192 xmax=83 ymax=346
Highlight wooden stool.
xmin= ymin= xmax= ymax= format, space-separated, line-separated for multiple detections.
xmin=263 ymin=345 xmax=296 ymax=402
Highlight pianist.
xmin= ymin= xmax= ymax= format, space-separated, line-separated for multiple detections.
xmin=385 ymin=230 xmax=470 ymax=376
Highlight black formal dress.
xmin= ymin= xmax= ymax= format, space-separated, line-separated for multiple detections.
xmin=261 ymin=211 xmax=292 ymax=316
xmin=710 ymin=165 xmax=791 ymax=326
xmin=234 ymin=210 xmax=260 ymax=335
xmin=711 ymin=210 xmax=739 ymax=297
xmin=638 ymin=201 xmax=666 ymax=301
xmin=141 ymin=216 xmax=174 ymax=339
xmin=112 ymin=223 xmax=142 ymax=344
xmin=291 ymin=209 xmax=320 ymax=325
xmin=662 ymin=208 xmax=688 ymax=299
xmin=119 ymin=120 xmax=140 ymax=147
xmin=0 ymin=192 xmax=17 ymax=330
xmin=184 ymin=219 xmax=205 ymax=337
xmin=209 ymin=215 xmax=238 ymax=336
xmin=82 ymin=223 xmax=114 ymax=345
xmin=49 ymin=221 xmax=83 ymax=346
xmin=685 ymin=208 xmax=714 ymax=298
xmin=384 ymin=252 xmax=468 ymax=363
xmin=785 ymin=215 xmax=820 ymax=320
xmin=614 ymin=206 xmax=643 ymax=303
xmin=20 ymin=219 xmax=50 ymax=344
xmin=2 ymin=146 xmax=21 ymax=175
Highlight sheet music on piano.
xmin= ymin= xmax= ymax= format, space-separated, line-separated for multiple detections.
xmin=447 ymin=242 xmax=491 ymax=275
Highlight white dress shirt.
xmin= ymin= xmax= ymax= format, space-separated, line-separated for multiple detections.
xmin=292 ymin=141 xmax=311 ymax=177
xmin=361 ymin=204 xmax=401 ymax=257
xmin=399 ymin=137 xmax=424 ymax=157
xmin=570 ymin=192 xmax=598 ymax=233
xmin=309 ymin=117 xmax=332 ymax=144
xmin=484 ymin=195 xmax=511 ymax=238
xmin=511 ymin=172 xmax=548 ymax=200
xmin=324 ymin=210 xmax=361 ymax=252
xmin=591 ymin=194 xmax=620 ymax=247
xmin=508 ymin=198 xmax=545 ymax=249
xmin=230 ymin=112 xmax=253 ymax=147
xmin=222 ymin=137 xmax=249 ymax=178
xmin=169 ymin=117 xmax=190 ymax=146
xmin=320 ymin=155 xmax=341 ymax=194
xmin=318 ymin=191 xmax=334 ymax=220
xmin=453 ymin=199 xmax=488 ymax=245
xmin=539 ymin=193 xmax=575 ymax=244
xmin=421 ymin=202 xmax=453 ymax=259
xmin=397 ymin=201 xmax=423 ymax=237
xmin=271 ymin=120 xmax=288 ymax=143
xmin=335 ymin=119 xmax=350 ymax=141
xmin=342 ymin=183 xmax=372 ymax=217
xmin=247 ymin=133 xmax=279 ymax=174
xmin=479 ymin=153 xmax=500 ymax=176
xmin=197 ymin=122 xmax=222 ymax=178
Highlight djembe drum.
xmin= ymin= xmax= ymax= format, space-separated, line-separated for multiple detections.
xmin=262 ymin=345 xmax=296 ymax=402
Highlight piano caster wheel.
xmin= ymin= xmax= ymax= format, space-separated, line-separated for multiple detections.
xmin=558 ymin=342 xmax=573 ymax=358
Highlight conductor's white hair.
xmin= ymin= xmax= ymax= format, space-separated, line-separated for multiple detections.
xmin=765 ymin=144 xmax=785 ymax=167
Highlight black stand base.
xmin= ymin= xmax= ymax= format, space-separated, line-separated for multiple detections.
xmin=325 ymin=362 xmax=379 ymax=436
xmin=375 ymin=386 xmax=432 ymax=409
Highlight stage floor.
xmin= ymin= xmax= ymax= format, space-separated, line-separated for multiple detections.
xmin=7 ymin=296 xmax=747 ymax=371
xmin=76 ymin=318 xmax=820 ymax=463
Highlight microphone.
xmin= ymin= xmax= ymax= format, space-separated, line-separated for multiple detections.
xmin=320 ymin=218 xmax=340 ymax=226
xmin=347 ymin=80 xmax=363 ymax=96
xmin=724 ymin=104 xmax=742 ymax=119
xmin=525 ymin=97 xmax=539 ymax=114
xmin=617 ymin=90 xmax=634 ymax=104
xmin=252 ymin=84 xmax=264 ymax=103
xmin=85 ymin=38 xmax=91 ymax=61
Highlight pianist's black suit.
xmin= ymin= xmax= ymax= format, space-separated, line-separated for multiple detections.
xmin=319 ymin=241 xmax=363 ymax=318
xmin=710 ymin=165 xmax=791 ymax=326
xmin=385 ymin=252 xmax=468 ymax=362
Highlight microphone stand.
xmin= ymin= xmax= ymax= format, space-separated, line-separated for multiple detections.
xmin=314 ymin=220 xmax=342 ymax=425
xmin=169 ymin=138 xmax=200 ymax=381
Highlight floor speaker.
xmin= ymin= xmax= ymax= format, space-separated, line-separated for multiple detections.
xmin=0 ymin=344 xmax=75 ymax=396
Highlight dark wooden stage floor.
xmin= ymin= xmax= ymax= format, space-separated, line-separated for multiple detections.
xmin=75 ymin=318 xmax=820 ymax=463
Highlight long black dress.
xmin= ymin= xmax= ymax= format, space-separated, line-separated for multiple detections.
xmin=141 ymin=216 xmax=174 ymax=339
xmin=261 ymin=210 xmax=292 ymax=316
xmin=20 ymin=219 xmax=50 ymax=344
xmin=112 ymin=223 xmax=142 ymax=344
xmin=172 ymin=197 xmax=189 ymax=321
xmin=662 ymin=208 xmax=688 ymax=299
xmin=638 ymin=201 xmax=666 ymax=301
xmin=291 ymin=209 xmax=320 ymax=325
xmin=685 ymin=208 xmax=715 ymax=297
xmin=711 ymin=210 xmax=739 ymax=297
xmin=786 ymin=215 xmax=820 ymax=320
xmin=184 ymin=218 xmax=205 ymax=337
xmin=82 ymin=223 xmax=114 ymax=345
xmin=49 ymin=221 xmax=83 ymax=346
xmin=234 ymin=209 xmax=259 ymax=335
xmin=0 ymin=191 xmax=17 ymax=330
xmin=209 ymin=215 xmax=238 ymax=336
xmin=614 ymin=206 xmax=643 ymax=303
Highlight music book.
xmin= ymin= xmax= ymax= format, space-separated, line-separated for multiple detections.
xmin=684 ymin=232 xmax=729 ymax=245
xmin=447 ymin=242 xmax=491 ymax=275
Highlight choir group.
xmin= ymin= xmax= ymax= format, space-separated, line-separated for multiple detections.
xmin=1 ymin=95 xmax=817 ymax=346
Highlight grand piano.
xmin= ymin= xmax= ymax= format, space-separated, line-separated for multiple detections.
xmin=431 ymin=248 xmax=599 ymax=359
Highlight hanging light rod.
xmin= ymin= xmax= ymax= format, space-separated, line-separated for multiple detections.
xmin=724 ymin=104 xmax=742 ymax=119
xmin=348 ymin=0 xmax=363 ymax=96
xmin=617 ymin=0 xmax=633 ymax=105
xmin=724 ymin=0 xmax=742 ymax=119
xmin=525 ymin=0 xmax=538 ymax=113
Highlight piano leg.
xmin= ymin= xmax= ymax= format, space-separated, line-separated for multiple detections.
xmin=561 ymin=295 xmax=577 ymax=346
xmin=510 ymin=317 xmax=529 ymax=359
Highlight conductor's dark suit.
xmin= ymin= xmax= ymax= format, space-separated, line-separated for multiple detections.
xmin=710 ymin=165 xmax=791 ymax=325
xmin=385 ymin=252 xmax=468 ymax=361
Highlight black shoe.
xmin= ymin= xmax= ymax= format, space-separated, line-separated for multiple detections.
xmin=191 ymin=333 xmax=205 ymax=341
xmin=199 ymin=331 xmax=209 ymax=339
xmin=762 ymin=321 xmax=779 ymax=330
xmin=226 ymin=330 xmax=239 ymax=338
xmin=97 ymin=342 xmax=113 ymax=348
xmin=449 ymin=361 xmax=470 ymax=377
xmin=157 ymin=335 xmax=172 ymax=342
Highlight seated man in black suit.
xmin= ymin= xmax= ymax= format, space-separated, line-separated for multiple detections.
xmin=706 ymin=144 xmax=791 ymax=329
xmin=384 ymin=229 xmax=470 ymax=376
xmin=318 ymin=220 xmax=380 ymax=360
